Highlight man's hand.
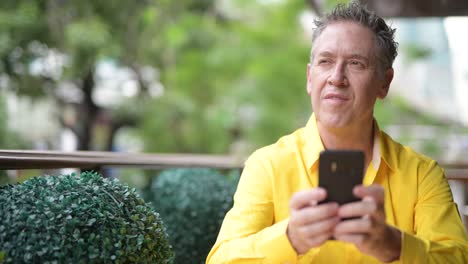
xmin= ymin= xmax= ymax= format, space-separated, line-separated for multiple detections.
xmin=334 ymin=184 xmax=402 ymax=262
xmin=287 ymin=188 xmax=340 ymax=254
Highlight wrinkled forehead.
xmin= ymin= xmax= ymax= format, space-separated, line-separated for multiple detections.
xmin=311 ymin=22 xmax=379 ymax=61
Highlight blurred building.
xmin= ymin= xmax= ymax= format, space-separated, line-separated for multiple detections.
xmin=388 ymin=17 xmax=468 ymax=162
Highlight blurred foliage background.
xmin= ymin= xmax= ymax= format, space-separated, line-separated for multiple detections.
xmin=0 ymin=0 xmax=314 ymax=155
xmin=0 ymin=0 xmax=400 ymax=152
xmin=1 ymin=0 xmax=462 ymax=158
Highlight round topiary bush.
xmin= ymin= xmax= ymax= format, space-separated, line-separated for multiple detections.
xmin=0 ymin=171 xmax=173 ymax=264
xmin=150 ymin=168 xmax=237 ymax=264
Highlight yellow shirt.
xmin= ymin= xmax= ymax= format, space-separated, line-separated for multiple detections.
xmin=207 ymin=114 xmax=468 ymax=263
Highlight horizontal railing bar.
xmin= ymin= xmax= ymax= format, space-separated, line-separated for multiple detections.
xmin=444 ymin=169 xmax=468 ymax=181
xmin=0 ymin=150 xmax=244 ymax=170
xmin=0 ymin=150 xmax=467 ymax=181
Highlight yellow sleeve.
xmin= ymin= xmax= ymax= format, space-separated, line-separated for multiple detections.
xmin=400 ymin=161 xmax=468 ymax=263
xmin=206 ymin=151 xmax=300 ymax=264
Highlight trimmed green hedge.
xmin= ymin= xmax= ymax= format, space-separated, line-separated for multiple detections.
xmin=150 ymin=168 xmax=237 ymax=264
xmin=0 ymin=171 xmax=173 ymax=263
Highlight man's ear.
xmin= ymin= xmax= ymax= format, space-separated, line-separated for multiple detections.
xmin=378 ymin=68 xmax=393 ymax=99
xmin=306 ymin=63 xmax=312 ymax=95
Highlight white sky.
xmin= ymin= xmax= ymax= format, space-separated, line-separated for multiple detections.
xmin=445 ymin=17 xmax=468 ymax=125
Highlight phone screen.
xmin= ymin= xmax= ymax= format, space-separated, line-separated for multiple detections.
xmin=318 ymin=150 xmax=364 ymax=205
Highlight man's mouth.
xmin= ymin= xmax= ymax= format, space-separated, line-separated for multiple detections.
xmin=324 ymin=93 xmax=349 ymax=102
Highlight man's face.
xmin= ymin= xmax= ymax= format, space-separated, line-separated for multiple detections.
xmin=307 ymin=21 xmax=393 ymax=129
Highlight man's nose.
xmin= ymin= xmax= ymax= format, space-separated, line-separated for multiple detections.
xmin=327 ymin=63 xmax=348 ymax=87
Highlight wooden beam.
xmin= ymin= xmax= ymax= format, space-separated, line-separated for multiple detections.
xmin=0 ymin=150 xmax=467 ymax=181
xmin=0 ymin=150 xmax=244 ymax=170
xmin=363 ymin=0 xmax=468 ymax=17
xmin=304 ymin=0 xmax=468 ymax=17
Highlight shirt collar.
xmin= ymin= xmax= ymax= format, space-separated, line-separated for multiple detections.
xmin=302 ymin=113 xmax=393 ymax=172
xmin=371 ymin=121 xmax=381 ymax=170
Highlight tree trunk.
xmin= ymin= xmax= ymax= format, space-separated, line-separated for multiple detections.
xmin=78 ymin=69 xmax=99 ymax=150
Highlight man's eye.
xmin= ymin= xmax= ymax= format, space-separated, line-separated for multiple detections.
xmin=318 ymin=59 xmax=331 ymax=65
xmin=349 ymin=60 xmax=364 ymax=68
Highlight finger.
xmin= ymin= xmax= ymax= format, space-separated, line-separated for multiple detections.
xmin=299 ymin=216 xmax=340 ymax=237
xmin=334 ymin=234 xmax=367 ymax=247
xmin=289 ymin=188 xmax=327 ymax=210
xmin=334 ymin=217 xmax=372 ymax=235
xmin=353 ymin=184 xmax=384 ymax=203
xmin=305 ymin=233 xmax=333 ymax=248
xmin=338 ymin=199 xmax=377 ymax=218
xmin=292 ymin=202 xmax=339 ymax=225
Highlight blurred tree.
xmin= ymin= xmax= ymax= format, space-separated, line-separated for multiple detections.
xmin=141 ymin=0 xmax=364 ymax=154
xmin=0 ymin=1 xmax=125 ymax=150
xmin=0 ymin=95 xmax=13 ymax=149
xmin=0 ymin=0 xmax=226 ymax=151
xmin=141 ymin=0 xmax=312 ymax=154
xmin=0 ymin=94 xmax=29 ymax=149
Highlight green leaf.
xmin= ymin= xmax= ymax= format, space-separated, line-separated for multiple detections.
xmin=86 ymin=218 xmax=96 ymax=226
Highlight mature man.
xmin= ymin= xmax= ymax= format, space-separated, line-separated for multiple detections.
xmin=207 ymin=2 xmax=468 ymax=263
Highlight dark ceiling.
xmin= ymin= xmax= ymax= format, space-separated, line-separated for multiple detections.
xmin=307 ymin=0 xmax=468 ymax=17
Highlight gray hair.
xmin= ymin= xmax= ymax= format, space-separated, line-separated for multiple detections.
xmin=311 ymin=2 xmax=398 ymax=71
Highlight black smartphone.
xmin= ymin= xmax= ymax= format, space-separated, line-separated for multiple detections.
xmin=318 ymin=150 xmax=364 ymax=205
